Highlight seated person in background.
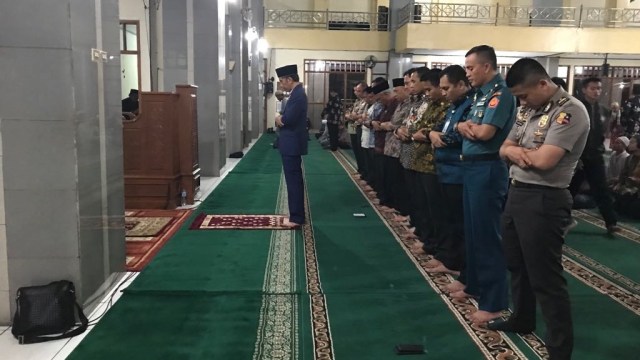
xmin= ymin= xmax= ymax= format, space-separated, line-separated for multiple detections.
xmin=607 ymin=136 xmax=630 ymax=185
xmin=122 ymin=89 xmax=139 ymax=119
xmin=609 ymin=102 xmax=623 ymax=142
xmin=612 ymin=135 xmax=640 ymax=218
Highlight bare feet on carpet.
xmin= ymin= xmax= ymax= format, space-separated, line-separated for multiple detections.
xmin=427 ymin=264 xmax=460 ymax=275
xmin=470 ymin=310 xmax=503 ymax=324
xmin=444 ymin=280 xmax=465 ymax=293
xmin=283 ymin=220 xmax=301 ymax=229
xmin=425 ymin=259 xmax=442 ymax=268
xmin=450 ymin=290 xmax=474 ymax=299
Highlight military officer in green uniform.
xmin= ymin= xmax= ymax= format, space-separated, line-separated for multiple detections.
xmin=493 ymin=58 xmax=590 ymax=360
xmin=454 ymin=45 xmax=515 ymax=324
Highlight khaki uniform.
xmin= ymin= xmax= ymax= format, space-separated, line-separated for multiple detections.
xmin=501 ymin=87 xmax=590 ymax=360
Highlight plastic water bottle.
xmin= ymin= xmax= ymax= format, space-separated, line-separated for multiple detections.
xmin=180 ymin=189 xmax=187 ymax=207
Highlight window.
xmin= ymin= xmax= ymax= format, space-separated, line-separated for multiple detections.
xmin=120 ymin=21 xmax=141 ymax=100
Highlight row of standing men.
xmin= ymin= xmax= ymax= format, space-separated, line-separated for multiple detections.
xmin=344 ymin=45 xmax=597 ymax=360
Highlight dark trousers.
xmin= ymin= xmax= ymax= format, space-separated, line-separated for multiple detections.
xmin=281 ymin=155 xmax=305 ymax=224
xmin=418 ymin=172 xmax=444 ymax=253
xmin=366 ymin=148 xmax=377 ymax=188
xmin=436 ymin=183 xmax=465 ymax=272
xmin=328 ymin=123 xmax=339 ymax=151
xmin=374 ymin=153 xmax=387 ymax=201
xmin=569 ymin=155 xmax=617 ymax=227
xmin=353 ymin=126 xmax=365 ymax=174
xmin=462 ymin=159 xmax=508 ymax=312
xmin=404 ymin=169 xmax=429 ymax=241
xmin=383 ymin=156 xmax=410 ymax=214
xmin=502 ymin=187 xmax=573 ymax=360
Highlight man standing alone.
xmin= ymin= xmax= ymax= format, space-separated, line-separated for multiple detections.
xmin=275 ymin=64 xmax=308 ymax=228
xmin=570 ymin=77 xmax=619 ymax=234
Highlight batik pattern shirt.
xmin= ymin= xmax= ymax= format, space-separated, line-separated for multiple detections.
xmin=375 ymin=99 xmax=398 ymax=154
xmin=408 ymin=100 xmax=449 ymax=173
xmin=322 ymin=95 xmax=343 ymax=125
xmin=346 ymin=99 xmax=368 ymax=135
xmin=400 ymin=95 xmax=429 ymax=169
xmin=384 ymin=97 xmax=416 ymax=158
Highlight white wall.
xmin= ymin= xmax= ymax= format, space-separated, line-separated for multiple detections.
xmin=119 ymin=0 xmax=151 ymax=92
xmin=265 ymin=0 xmax=314 ymax=10
xmin=265 ymin=49 xmax=388 ymax=128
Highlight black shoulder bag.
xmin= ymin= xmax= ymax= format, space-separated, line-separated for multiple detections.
xmin=12 ymin=280 xmax=88 ymax=344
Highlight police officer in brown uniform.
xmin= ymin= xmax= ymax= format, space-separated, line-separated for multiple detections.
xmin=495 ymin=58 xmax=590 ymax=360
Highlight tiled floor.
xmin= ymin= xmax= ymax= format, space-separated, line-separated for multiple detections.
xmin=0 ymin=138 xmax=260 ymax=359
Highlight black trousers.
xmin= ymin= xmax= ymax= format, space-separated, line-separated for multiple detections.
xmin=418 ymin=172 xmax=444 ymax=252
xmin=328 ymin=123 xmax=339 ymax=151
xmin=366 ymin=148 xmax=377 ymax=189
xmin=383 ymin=156 xmax=410 ymax=214
xmin=436 ymin=183 xmax=465 ymax=272
xmin=569 ymin=155 xmax=617 ymax=227
xmin=502 ymin=186 xmax=573 ymax=360
xmin=374 ymin=153 xmax=387 ymax=201
xmin=281 ymin=155 xmax=305 ymax=224
xmin=353 ymin=126 xmax=365 ymax=174
xmin=404 ymin=169 xmax=429 ymax=241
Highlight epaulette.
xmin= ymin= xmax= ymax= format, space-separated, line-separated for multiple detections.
xmin=558 ymin=97 xmax=570 ymax=106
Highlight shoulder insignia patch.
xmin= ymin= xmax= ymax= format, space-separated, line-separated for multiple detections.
xmin=488 ymin=97 xmax=500 ymax=109
xmin=558 ymin=97 xmax=570 ymax=106
xmin=556 ymin=112 xmax=571 ymax=125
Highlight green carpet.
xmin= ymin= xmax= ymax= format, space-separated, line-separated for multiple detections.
xmin=69 ymin=135 xmax=640 ymax=360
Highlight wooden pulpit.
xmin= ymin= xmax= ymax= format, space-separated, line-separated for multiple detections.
xmin=123 ymin=85 xmax=201 ymax=209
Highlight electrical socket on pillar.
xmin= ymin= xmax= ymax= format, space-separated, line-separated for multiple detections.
xmin=91 ymin=48 xmax=108 ymax=63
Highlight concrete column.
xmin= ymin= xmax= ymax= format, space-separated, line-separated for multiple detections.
xmin=537 ymin=57 xmax=560 ymax=77
xmin=387 ymin=52 xmax=413 ymax=79
xmin=249 ymin=0 xmax=264 ymax=140
xmin=227 ymin=0 xmax=244 ymax=154
xmin=161 ymin=0 xmax=189 ymax=90
xmin=194 ymin=0 xmax=224 ymax=176
xmin=0 ymin=0 xmax=125 ymax=323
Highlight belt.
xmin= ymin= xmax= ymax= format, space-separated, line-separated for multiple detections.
xmin=459 ymin=153 xmax=500 ymax=162
xmin=510 ymin=179 xmax=564 ymax=190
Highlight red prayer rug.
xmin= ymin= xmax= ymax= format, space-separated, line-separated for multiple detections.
xmin=125 ymin=209 xmax=192 ymax=271
xmin=189 ymin=213 xmax=290 ymax=230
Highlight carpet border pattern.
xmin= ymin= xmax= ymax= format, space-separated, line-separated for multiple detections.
xmin=252 ymin=174 xmax=299 ymax=360
xmin=302 ymin=162 xmax=336 ymax=360
xmin=332 ymin=150 xmax=542 ymax=360
xmin=574 ymin=210 xmax=640 ymax=245
xmin=125 ymin=209 xmax=192 ymax=272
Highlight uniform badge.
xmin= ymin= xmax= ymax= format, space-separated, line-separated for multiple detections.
xmin=488 ymin=96 xmax=499 ymax=109
xmin=533 ymin=129 xmax=545 ymax=143
xmin=543 ymin=101 xmax=553 ymax=113
xmin=538 ymin=115 xmax=549 ymax=128
xmin=556 ymin=112 xmax=571 ymax=125
xmin=477 ymin=110 xmax=484 ymax=118
xmin=558 ymin=97 xmax=570 ymax=106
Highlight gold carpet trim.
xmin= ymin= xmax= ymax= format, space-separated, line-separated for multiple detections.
xmin=302 ymin=161 xmax=336 ymax=360
xmin=562 ymin=246 xmax=640 ymax=294
xmin=252 ymin=174 xmax=299 ymax=360
xmin=573 ymin=210 xmax=640 ymax=245
xmin=333 ymin=150 xmax=541 ymax=360
xmin=562 ymin=256 xmax=640 ymax=315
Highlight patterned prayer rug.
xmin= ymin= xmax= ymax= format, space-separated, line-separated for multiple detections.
xmin=125 ymin=209 xmax=192 ymax=271
xmin=189 ymin=213 xmax=290 ymax=230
